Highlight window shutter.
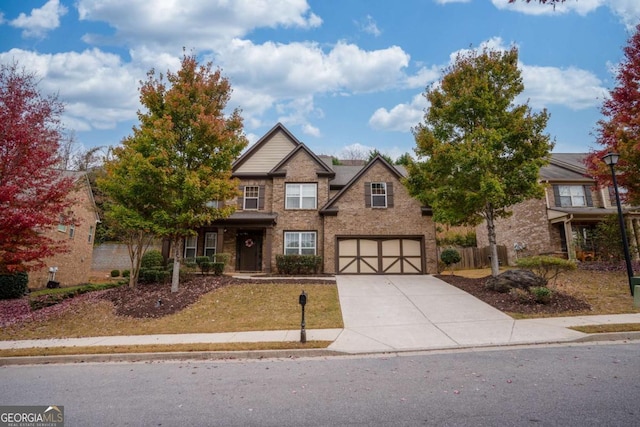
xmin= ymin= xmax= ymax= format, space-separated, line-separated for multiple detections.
xmin=584 ymin=185 xmax=593 ymax=207
xmin=553 ymin=185 xmax=561 ymax=207
xmin=258 ymin=185 xmax=265 ymax=210
xmin=364 ymin=182 xmax=371 ymax=208
xmin=237 ymin=186 xmax=244 ymax=209
xmin=387 ymin=182 xmax=394 ymax=207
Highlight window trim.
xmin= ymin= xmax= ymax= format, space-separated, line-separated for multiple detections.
xmin=243 ymin=186 xmax=259 ymax=210
xmin=284 ymin=231 xmax=317 ymax=255
xmin=184 ymin=235 xmax=197 ymax=259
xmin=204 ymin=232 xmax=217 ymax=259
xmin=285 ymin=183 xmax=317 ymax=210
xmin=371 ymin=182 xmax=387 ymax=208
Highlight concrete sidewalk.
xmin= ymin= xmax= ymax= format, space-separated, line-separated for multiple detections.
xmin=1 ymin=275 xmax=639 ymax=356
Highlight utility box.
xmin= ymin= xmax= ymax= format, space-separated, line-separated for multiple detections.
xmin=632 ymin=277 xmax=640 ymax=307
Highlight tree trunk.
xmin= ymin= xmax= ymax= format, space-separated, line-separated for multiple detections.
xmin=126 ymin=230 xmax=154 ymax=288
xmin=485 ymin=205 xmax=500 ymax=277
xmin=171 ymin=237 xmax=182 ymax=293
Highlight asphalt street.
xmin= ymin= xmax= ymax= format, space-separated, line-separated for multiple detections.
xmin=1 ymin=342 xmax=639 ymax=426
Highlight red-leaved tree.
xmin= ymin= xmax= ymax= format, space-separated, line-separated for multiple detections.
xmin=0 ymin=62 xmax=76 ymax=273
xmin=585 ymin=24 xmax=640 ymax=205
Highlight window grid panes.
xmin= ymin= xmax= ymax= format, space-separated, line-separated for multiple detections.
xmin=244 ymin=186 xmax=259 ymax=210
xmin=371 ymin=182 xmax=387 ymax=208
xmin=184 ymin=235 xmax=197 ymax=259
xmin=559 ymin=185 xmax=585 ymax=207
xmin=204 ymin=232 xmax=217 ymax=258
xmin=284 ymin=232 xmax=317 ymax=255
xmin=286 ymin=184 xmax=317 ymax=209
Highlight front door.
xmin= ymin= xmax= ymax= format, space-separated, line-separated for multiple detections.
xmin=237 ymin=231 xmax=263 ymax=272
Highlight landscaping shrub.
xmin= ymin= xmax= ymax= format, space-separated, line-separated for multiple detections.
xmin=509 ymin=287 xmax=532 ymax=304
xmin=276 ymin=255 xmax=322 ymax=275
xmin=440 ymin=248 xmax=462 ymax=272
xmin=141 ymin=249 xmax=164 ymax=269
xmin=530 ymin=286 xmax=552 ymax=304
xmin=211 ymin=262 xmax=225 ymax=276
xmin=214 ymin=253 xmax=231 ymax=265
xmin=29 ymin=282 xmax=123 ymax=310
xmin=138 ymin=268 xmax=170 ymax=284
xmin=122 ymin=269 xmax=130 ymax=278
xmin=437 ymin=231 xmax=477 ymax=248
xmin=0 ymin=272 xmax=28 ymax=300
xmin=110 ymin=269 xmax=120 ymax=278
xmin=516 ymin=255 xmax=576 ymax=286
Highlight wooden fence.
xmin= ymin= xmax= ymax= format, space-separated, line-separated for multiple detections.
xmin=437 ymin=245 xmax=508 ymax=271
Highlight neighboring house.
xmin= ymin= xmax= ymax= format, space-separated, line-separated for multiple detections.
xmin=175 ymin=123 xmax=438 ymax=275
xmin=28 ymin=171 xmax=100 ymax=288
xmin=476 ymin=153 xmax=640 ymax=264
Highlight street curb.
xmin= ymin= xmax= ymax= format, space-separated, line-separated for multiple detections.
xmin=0 ymin=348 xmax=342 ymax=366
xmin=572 ymin=331 xmax=640 ymax=343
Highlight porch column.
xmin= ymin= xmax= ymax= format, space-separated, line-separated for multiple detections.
xmin=264 ymin=227 xmax=273 ymax=273
xmin=564 ymin=220 xmax=576 ymax=260
xmin=631 ymin=219 xmax=640 ymax=260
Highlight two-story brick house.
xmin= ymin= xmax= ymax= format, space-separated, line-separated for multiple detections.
xmin=184 ymin=123 xmax=438 ymax=275
xmin=28 ymin=171 xmax=100 ymax=288
xmin=476 ymin=153 xmax=640 ymax=263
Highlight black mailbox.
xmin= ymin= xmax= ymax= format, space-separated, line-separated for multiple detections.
xmin=299 ymin=291 xmax=307 ymax=306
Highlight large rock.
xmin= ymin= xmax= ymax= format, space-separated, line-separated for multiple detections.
xmin=485 ymin=269 xmax=546 ymax=293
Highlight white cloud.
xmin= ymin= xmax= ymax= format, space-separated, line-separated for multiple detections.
xmin=607 ymin=0 xmax=640 ymax=31
xmin=10 ymin=0 xmax=68 ymax=38
xmin=405 ymin=65 xmax=440 ymax=89
xmin=357 ymin=15 xmax=382 ymax=37
xmin=369 ymin=93 xmax=428 ymax=132
xmin=0 ymin=48 xmax=141 ymax=133
xmin=77 ymin=0 xmax=321 ymax=49
xmin=520 ymin=64 xmax=608 ymax=110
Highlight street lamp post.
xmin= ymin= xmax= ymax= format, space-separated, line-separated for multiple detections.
xmin=602 ymin=152 xmax=635 ymax=295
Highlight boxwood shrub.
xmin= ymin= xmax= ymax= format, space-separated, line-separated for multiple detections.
xmin=276 ymin=255 xmax=322 ymax=275
xmin=0 ymin=272 xmax=29 ymax=300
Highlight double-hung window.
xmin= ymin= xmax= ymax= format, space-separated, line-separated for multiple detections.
xmin=558 ymin=185 xmax=586 ymax=207
xmin=184 ymin=235 xmax=197 ymax=259
xmin=204 ymin=232 xmax=217 ymax=258
xmin=244 ymin=186 xmax=259 ymax=210
xmin=284 ymin=232 xmax=317 ymax=255
xmin=286 ymin=183 xmax=317 ymax=209
xmin=371 ymin=182 xmax=387 ymax=208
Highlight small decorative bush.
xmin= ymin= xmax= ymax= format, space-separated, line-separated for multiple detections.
xmin=122 ymin=269 xmax=130 ymax=278
xmin=509 ymin=287 xmax=532 ymax=304
xmin=530 ymin=286 xmax=552 ymax=304
xmin=440 ymin=248 xmax=462 ymax=273
xmin=276 ymin=255 xmax=322 ymax=275
xmin=0 ymin=272 xmax=29 ymax=300
xmin=516 ymin=255 xmax=576 ymax=286
xmin=138 ymin=268 xmax=170 ymax=284
xmin=141 ymin=249 xmax=164 ymax=269
xmin=214 ymin=253 xmax=231 ymax=265
xmin=110 ymin=269 xmax=120 ymax=278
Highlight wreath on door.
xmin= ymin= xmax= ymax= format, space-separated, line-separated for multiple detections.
xmin=245 ymin=238 xmax=255 ymax=248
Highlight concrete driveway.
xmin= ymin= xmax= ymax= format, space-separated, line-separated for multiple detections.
xmin=328 ymin=275 xmax=584 ymax=353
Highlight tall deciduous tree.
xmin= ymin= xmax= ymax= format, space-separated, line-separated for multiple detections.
xmin=586 ymin=24 xmax=640 ymax=205
xmin=102 ymin=53 xmax=247 ymax=291
xmin=406 ymin=47 xmax=553 ymax=277
xmin=0 ymin=62 xmax=76 ymax=273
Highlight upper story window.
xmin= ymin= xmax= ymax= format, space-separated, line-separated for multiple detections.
xmin=286 ymin=183 xmax=317 ymax=209
xmin=244 ymin=186 xmax=259 ymax=210
xmin=557 ymin=185 xmax=586 ymax=207
xmin=371 ymin=182 xmax=387 ymax=208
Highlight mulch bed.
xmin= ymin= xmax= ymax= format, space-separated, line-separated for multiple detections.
xmin=435 ymin=274 xmax=592 ymax=316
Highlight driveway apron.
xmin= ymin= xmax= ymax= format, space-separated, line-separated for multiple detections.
xmin=328 ymin=275 xmax=584 ymax=353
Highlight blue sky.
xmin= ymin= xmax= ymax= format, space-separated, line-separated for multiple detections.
xmin=1 ymin=0 xmax=638 ymax=160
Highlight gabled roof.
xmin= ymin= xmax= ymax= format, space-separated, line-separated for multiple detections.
xmin=320 ymin=155 xmax=404 ymax=214
xmin=540 ymin=153 xmax=592 ymax=183
xmin=232 ymin=122 xmax=302 ymax=172
xmin=269 ymin=143 xmax=335 ymax=178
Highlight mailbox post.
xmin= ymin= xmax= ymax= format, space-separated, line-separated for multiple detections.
xmin=299 ymin=290 xmax=307 ymax=343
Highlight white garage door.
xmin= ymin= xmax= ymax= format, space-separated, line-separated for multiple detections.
xmin=337 ymin=237 xmax=423 ymax=274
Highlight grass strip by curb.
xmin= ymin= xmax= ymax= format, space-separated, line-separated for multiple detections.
xmin=570 ymin=323 xmax=640 ymax=334
xmin=0 ymin=341 xmax=332 ymax=358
